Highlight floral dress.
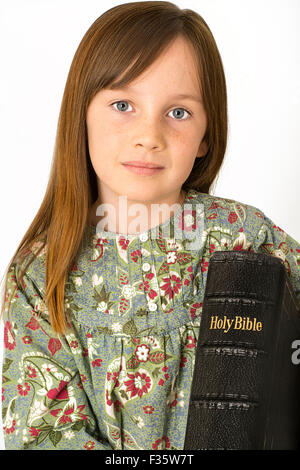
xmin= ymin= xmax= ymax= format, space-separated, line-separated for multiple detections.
xmin=2 ymin=188 xmax=300 ymax=450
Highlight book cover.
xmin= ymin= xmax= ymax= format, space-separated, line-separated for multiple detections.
xmin=184 ymin=250 xmax=300 ymax=450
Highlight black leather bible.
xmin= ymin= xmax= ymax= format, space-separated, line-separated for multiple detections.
xmin=184 ymin=250 xmax=300 ymax=450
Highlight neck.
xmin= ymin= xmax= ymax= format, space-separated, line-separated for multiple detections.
xmin=88 ymin=189 xmax=187 ymax=235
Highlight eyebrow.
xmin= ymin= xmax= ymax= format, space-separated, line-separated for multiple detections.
xmin=167 ymin=93 xmax=202 ymax=103
xmin=108 ymin=86 xmax=202 ymax=103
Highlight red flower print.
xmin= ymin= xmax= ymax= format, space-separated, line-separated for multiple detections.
xmin=47 ymin=380 xmax=69 ymax=400
xmin=139 ymin=280 xmax=150 ymax=292
xmin=119 ymin=237 xmax=129 ymax=250
xmin=17 ymin=382 xmax=30 ymax=396
xmin=167 ymin=393 xmax=178 ymax=408
xmin=124 ymin=371 xmax=151 ymax=398
xmin=158 ymin=379 xmax=164 ymax=386
xmin=112 ymin=399 xmax=124 ymax=413
xmin=178 ymin=209 xmax=196 ymax=231
xmin=4 ymin=419 xmax=16 ymax=435
xmin=84 ymin=441 xmax=95 ymax=450
xmin=22 ymin=336 xmax=32 ymax=344
xmin=148 ymin=289 xmax=157 ymax=300
xmin=58 ymin=405 xmax=74 ymax=424
xmin=160 ymin=274 xmax=182 ymax=300
xmin=25 ymin=316 xmax=40 ymax=331
xmin=51 ymin=404 xmax=87 ymax=425
xmin=209 ymin=243 xmax=216 ymax=254
xmin=143 ymin=405 xmax=154 ymax=414
xmin=186 ymin=335 xmax=195 ymax=349
xmin=131 ymin=250 xmax=141 ymax=262
xmin=94 ymin=237 xmax=108 ymax=248
xmin=91 ymin=243 xmax=104 ymax=261
xmin=106 ymin=389 xmax=113 ymax=406
xmin=190 ymin=302 xmax=202 ymax=319
xmin=152 ymin=436 xmax=171 ymax=450
xmin=162 ymin=366 xmax=168 ymax=372
xmin=48 ymin=337 xmax=62 ymax=356
xmin=92 ymin=358 xmax=103 ymax=368
xmin=29 ymin=427 xmax=41 ymax=437
xmin=82 ymin=348 xmax=89 ymax=357
xmin=254 ymin=211 xmax=263 ymax=218
xmin=180 ymin=356 xmax=187 ymax=368
xmin=4 ymin=321 xmax=16 ymax=350
xmin=27 ymin=366 xmax=36 ymax=379
xmin=208 ymin=202 xmax=221 ymax=211
xmin=145 ymin=272 xmax=154 ymax=280
xmin=208 ymin=213 xmax=218 ymax=220
xmin=184 ymin=269 xmax=193 ymax=287
xmin=228 ymin=212 xmax=238 ymax=224
xmin=232 ymin=232 xmax=249 ymax=251
xmin=135 ymin=344 xmax=150 ymax=362
xmin=112 ymin=371 xmax=120 ymax=387
xmin=200 ymin=259 xmax=209 ymax=273
xmin=166 ymin=250 xmax=178 ymax=266
xmin=50 ymin=406 xmax=69 ymax=424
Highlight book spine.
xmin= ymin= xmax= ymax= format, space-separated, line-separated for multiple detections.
xmin=184 ymin=251 xmax=287 ymax=450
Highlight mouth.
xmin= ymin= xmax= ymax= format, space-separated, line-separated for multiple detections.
xmin=121 ymin=162 xmax=164 ymax=176
xmin=122 ymin=161 xmax=164 ymax=169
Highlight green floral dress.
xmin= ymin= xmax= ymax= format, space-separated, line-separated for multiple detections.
xmin=2 ymin=188 xmax=300 ymax=450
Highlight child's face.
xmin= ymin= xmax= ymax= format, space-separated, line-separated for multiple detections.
xmin=86 ymin=35 xmax=207 ymax=206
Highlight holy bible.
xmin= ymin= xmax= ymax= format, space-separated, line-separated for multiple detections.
xmin=184 ymin=250 xmax=300 ymax=450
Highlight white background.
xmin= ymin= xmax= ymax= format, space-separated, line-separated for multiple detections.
xmin=0 ymin=0 xmax=299 ymax=450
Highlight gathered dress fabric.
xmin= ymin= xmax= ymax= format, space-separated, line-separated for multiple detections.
xmin=2 ymin=188 xmax=300 ymax=450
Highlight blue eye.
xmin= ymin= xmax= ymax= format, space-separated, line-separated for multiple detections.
xmin=168 ymin=108 xmax=191 ymax=120
xmin=111 ymin=101 xmax=191 ymax=120
xmin=111 ymin=101 xmax=132 ymax=112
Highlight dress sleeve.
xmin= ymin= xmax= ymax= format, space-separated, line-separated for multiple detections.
xmin=1 ymin=261 xmax=113 ymax=450
xmin=253 ymin=211 xmax=300 ymax=305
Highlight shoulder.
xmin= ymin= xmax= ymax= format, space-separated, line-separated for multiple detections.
xmin=4 ymin=238 xmax=47 ymax=320
xmin=191 ymin=189 xmax=265 ymax=226
xmin=188 ymin=190 xmax=266 ymax=249
xmin=13 ymin=238 xmax=47 ymax=290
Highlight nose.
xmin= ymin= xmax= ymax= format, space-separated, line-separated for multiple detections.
xmin=133 ymin=113 xmax=165 ymax=151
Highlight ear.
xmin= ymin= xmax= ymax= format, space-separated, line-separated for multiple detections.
xmin=196 ymin=139 xmax=208 ymax=158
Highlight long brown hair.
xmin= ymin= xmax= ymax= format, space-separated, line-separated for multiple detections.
xmin=0 ymin=1 xmax=228 ymax=335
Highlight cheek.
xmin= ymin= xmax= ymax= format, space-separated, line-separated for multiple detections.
xmin=171 ymin=146 xmax=198 ymax=180
xmin=86 ymin=118 xmax=98 ymax=155
xmin=86 ymin=122 xmax=108 ymax=164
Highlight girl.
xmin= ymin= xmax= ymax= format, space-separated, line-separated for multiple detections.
xmin=1 ymin=1 xmax=299 ymax=450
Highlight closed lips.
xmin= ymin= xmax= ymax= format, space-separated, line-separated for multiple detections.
xmin=122 ymin=161 xmax=164 ymax=169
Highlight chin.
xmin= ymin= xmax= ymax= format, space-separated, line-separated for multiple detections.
xmin=123 ymin=184 xmax=159 ymax=197
xmin=128 ymin=190 xmax=165 ymax=203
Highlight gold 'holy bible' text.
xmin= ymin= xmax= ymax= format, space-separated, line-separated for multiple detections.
xmin=209 ymin=315 xmax=262 ymax=333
